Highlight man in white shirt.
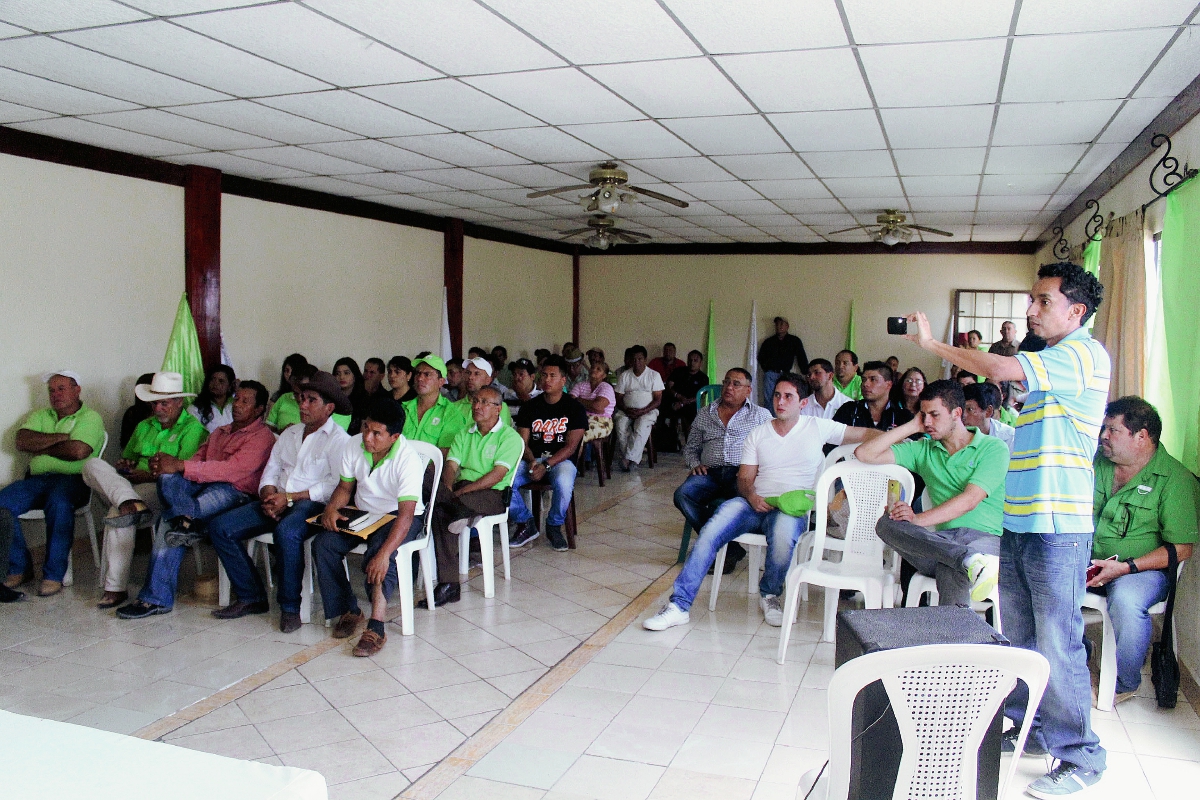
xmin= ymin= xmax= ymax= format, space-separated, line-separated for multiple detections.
xmin=645 ymin=373 xmax=879 ymax=630
xmin=800 ymin=358 xmax=852 ymax=420
xmin=614 ymin=345 xmax=665 ymax=471
xmin=963 ymin=383 xmax=1015 ymax=454
xmin=207 ymin=371 xmax=351 ymax=633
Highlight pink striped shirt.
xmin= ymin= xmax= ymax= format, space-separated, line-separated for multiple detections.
xmin=183 ymin=417 xmax=275 ymax=495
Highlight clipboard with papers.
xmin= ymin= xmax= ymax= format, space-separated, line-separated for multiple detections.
xmin=307 ymin=507 xmax=396 ymax=539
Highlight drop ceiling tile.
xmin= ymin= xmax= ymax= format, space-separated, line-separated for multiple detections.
xmin=626 ymin=157 xmax=734 ymax=183
xmin=59 ymin=21 xmax=329 ymax=97
xmin=712 ymin=154 xmax=812 ymax=181
xmin=1136 ymin=25 xmax=1200 ymax=98
xmin=822 ymin=176 xmax=904 ymax=198
xmin=972 ymin=226 xmax=1032 ymax=241
xmin=974 ymin=211 xmax=1038 ymax=225
xmin=477 ymin=187 xmax=580 ymax=207
xmin=718 ymin=49 xmax=871 ymax=112
xmin=178 ymin=4 xmax=438 ymax=87
xmin=125 ymin=1 xmax=265 ymax=12
xmin=661 ymin=115 xmax=789 ymax=155
xmin=345 ymin=172 xmax=454 ymax=194
xmin=804 ymin=150 xmax=895 ymax=179
xmin=259 ymin=91 xmax=445 ymax=139
xmin=482 ymin=206 xmax=555 ymax=221
xmin=909 ymin=196 xmax=978 ymax=212
xmin=162 ymin=150 xmax=308 ymax=180
xmin=0 ymin=37 xmax=228 ymax=105
xmin=795 ymin=212 xmax=860 ymax=227
xmin=83 ymin=108 xmax=275 ymax=150
xmin=893 ymin=147 xmax=987 ymax=176
xmin=773 ymin=198 xmax=847 ymax=214
xmin=645 ymin=216 xmax=703 ymax=230
xmin=562 ymin=120 xmax=697 ymax=159
xmin=682 ymin=233 xmax=735 ymax=242
xmin=485 ymin=0 xmax=700 ymax=64
xmin=274 ymin=175 xmax=391 ymax=196
xmin=1073 ymin=143 xmax=1127 ymax=177
xmin=1098 ymin=97 xmax=1171 ymax=143
xmin=311 ymin=0 xmax=564 ymax=75
xmin=10 ymin=116 xmax=202 ymax=157
xmin=465 ymin=68 xmax=641 ymax=125
xmin=229 ymin=146 xmax=379 ymax=175
xmin=409 ymin=190 xmax=495 ymax=209
xmin=992 ymin=100 xmax=1123 ymax=145
xmin=664 ymin=0 xmax=847 ymax=52
xmin=709 ymin=199 xmax=786 ymax=215
xmin=844 ymin=0 xmax=1015 ymax=43
xmin=453 ymin=209 xmax=506 ymax=224
xmin=474 ymin=163 xmax=581 ymax=187
xmin=407 ymin=168 xmax=517 ymax=191
xmin=303 ymin=139 xmax=448 ymax=172
xmin=0 ymin=67 xmax=138 ymax=115
xmin=980 ymin=173 xmax=1066 ymax=195
xmin=368 ymin=194 xmax=458 ymax=214
xmin=881 ymin=105 xmax=995 ymax=148
xmin=903 ymin=175 xmax=981 ymax=196
xmin=0 ymin=98 xmax=52 ymax=123
xmin=749 ymin=180 xmax=835 ymax=200
xmin=172 ymin=100 xmax=352 ymax=144
xmin=472 ymin=126 xmax=609 ymax=162
xmin=1004 ymin=30 xmax=1175 ymax=103
xmin=985 ymin=144 xmax=1088 ymax=174
xmin=909 ymin=211 xmax=977 ymax=225
xmin=861 ymin=39 xmax=1006 ymax=108
xmin=0 ymin=21 xmax=26 ymax=38
xmin=1016 ymin=0 xmax=1197 ymax=34
xmin=667 ymin=201 xmax=729 ymax=216
xmin=670 ymin=181 xmax=760 ymax=201
xmin=0 ymin=1 xmax=148 ymax=32
xmin=838 ymin=195 xmax=909 ymax=211
xmin=357 ymin=79 xmax=538 ymax=131
xmin=770 ymin=109 xmax=886 ymax=151
xmin=383 ymin=132 xmax=528 ymax=166
xmin=976 ymin=195 xmax=1053 ymax=212
xmin=735 ymin=214 xmax=798 ymax=227
xmin=585 ymin=58 xmax=753 ymax=118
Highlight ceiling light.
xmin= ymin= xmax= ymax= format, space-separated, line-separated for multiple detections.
xmin=596 ymin=186 xmax=620 ymax=214
xmin=876 ymin=227 xmax=912 ymax=247
xmin=584 ymin=232 xmax=611 ymax=250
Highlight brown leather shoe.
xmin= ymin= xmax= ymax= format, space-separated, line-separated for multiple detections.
xmin=3 ymin=574 xmax=24 ymax=590
xmin=279 ymin=612 xmax=302 ymax=634
xmin=37 ymin=580 xmax=63 ymax=597
xmin=352 ymin=629 xmax=386 ymax=657
xmin=97 ymin=591 xmax=129 ymax=609
xmin=332 ymin=609 xmax=364 ymax=639
xmin=211 ymin=600 xmax=270 ymax=619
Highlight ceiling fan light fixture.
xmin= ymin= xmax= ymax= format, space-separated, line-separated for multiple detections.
xmin=876 ymin=227 xmax=912 ymax=247
xmin=596 ymin=186 xmax=620 ymax=214
xmin=584 ymin=232 xmax=611 ymax=250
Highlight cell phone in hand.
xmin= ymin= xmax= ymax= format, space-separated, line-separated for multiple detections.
xmin=1086 ymin=554 xmax=1117 ymax=582
xmin=887 ymin=316 xmax=908 ymax=335
xmin=886 ymin=479 xmax=903 ymax=511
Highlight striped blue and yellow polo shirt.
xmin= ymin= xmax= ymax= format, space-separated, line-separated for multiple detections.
xmin=1004 ymin=326 xmax=1110 ymax=534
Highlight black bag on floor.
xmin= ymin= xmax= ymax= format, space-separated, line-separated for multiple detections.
xmin=1150 ymin=543 xmax=1179 ymax=709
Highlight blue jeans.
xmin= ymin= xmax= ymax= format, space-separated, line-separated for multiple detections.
xmin=671 ymin=497 xmax=806 ymax=611
xmin=1001 ymin=531 xmax=1106 ymax=772
xmin=674 ymin=466 xmax=740 ymax=532
xmin=0 ymin=473 xmax=89 ymax=582
xmin=1094 ymin=569 xmax=1170 ymax=693
xmin=312 ymin=514 xmax=424 ymax=620
xmin=762 ymin=371 xmax=781 ymax=413
xmin=206 ymin=500 xmax=323 ymax=613
xmin=509 ymin=460 xmax=577 ymax=528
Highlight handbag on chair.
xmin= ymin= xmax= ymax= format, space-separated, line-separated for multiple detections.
xmin=1150 ymin=543 xmax=1179 ymax=709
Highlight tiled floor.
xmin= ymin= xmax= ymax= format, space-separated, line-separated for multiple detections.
xmin=5 ymin=455 xmax=1200 ymax=800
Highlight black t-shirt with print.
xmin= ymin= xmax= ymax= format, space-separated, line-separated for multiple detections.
xmin=515 ymin=394 xmax=588 ymax=459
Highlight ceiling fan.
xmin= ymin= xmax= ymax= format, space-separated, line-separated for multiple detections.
xmin=527 ymin=161 xmax=690 ymax=213
xmin=829 ymin=209 xmax=953 ymax=246
xmin=559 ymin=214 xmax=652 ymax=250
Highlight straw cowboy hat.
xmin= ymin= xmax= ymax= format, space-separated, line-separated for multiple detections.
xmin=134 ymin=372 xmax=196 ymax=402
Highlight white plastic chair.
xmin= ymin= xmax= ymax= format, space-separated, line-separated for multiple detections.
xmin=458 ymin=510 xmax=510 ymax=599
xmin=798 ymin=643 xmax=1050 ymax=800
xmin=905 ymin=573 xmax=1002 ymax=634
xmin=20 ymin=432 xmax=108 ymax=588
xmin=778 ymin=463 xmax=914 ymax=658
xmin=709 ymin=531 xmax=767 ymax=609
xmin=822 ymin=443 xmax=859 ymax=473
xmin=1081 ymin=561 xmax=1183 ymax=711
xmin=217 ymin=533 xmax=316 ymax=624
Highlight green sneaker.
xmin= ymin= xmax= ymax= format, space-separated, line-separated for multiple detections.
xmin=1026 ymin=762 xmax=1102 ymax=799
xmin=965 ymin=554 xmax=999 ymax=603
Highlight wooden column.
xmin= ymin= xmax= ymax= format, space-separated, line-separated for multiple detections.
xmin=444 ymin=218 xmax=464 ymax=359
xmin=572 ymin=248 xmax=581 ymax=345
xmin=184 ymin=165 xmax=222 ymax=370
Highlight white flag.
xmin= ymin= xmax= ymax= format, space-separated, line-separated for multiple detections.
xmin=440 ymin=286 xmax=453 ymax=362
xmin=746 ymin=300 xmax=758 ymax=398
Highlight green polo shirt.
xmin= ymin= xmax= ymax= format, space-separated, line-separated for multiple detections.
xmin=833 ymin=374 xmax=862 ymax=401
xmin=1093 ymin=445 xmax=1199 ymax=561
xmin=447 ymin=422 xmax=525 ymax=491
xmin=21 ymin=404 xmax=106 ymax=476
xmin=453 ymin=395 xmax=513 ymax=428
xmin=121 ymin=412 xmax=208 ymax=472
xmin=402 ymin=394 xmax=464 ymax=449
xmin=332 ymin=413 xmax=351 ymax=432
xmin=891 ymin=428 xmax=1009 ymax=534
xmin=267 ymin=393 xmax=300 ymax=429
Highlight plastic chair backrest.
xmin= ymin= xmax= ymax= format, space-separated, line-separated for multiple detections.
xmin=824 ymin=643 xmax=1050 ymax=800
xmin=405 ymin=439 xmax=443 ymax=540
xmin=821 ymin=443 xmax=858 ymax=475
xmin=696 ymin=384 xmax=721 ymax=410
xmin=807 ymin=462 xmax=913 ymax=568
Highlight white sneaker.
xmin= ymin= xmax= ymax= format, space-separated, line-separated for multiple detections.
xmin=643 ymin=602 xmax=690 ymax=631
xmin=761 ymin=594 xmax=784 ymax=626
xmin=965 ymin=554 xmax=1000 ymax=603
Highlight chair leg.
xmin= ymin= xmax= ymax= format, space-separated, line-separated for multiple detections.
xmin=566 ymin=498 xmax=577 ymax=550
xmin=1096 ymin=604 xmax=1118 ymax=711
xmin=396 ymin=551 xmax=415 ymax=636
xmin=478 ymin=525 xmax=495 ymax=599
xmin=193 ymin=544 xmax=204 ymax=576
xmin=498 ymin=520 xmax=511 ymax=580
xmin=822 ymin=586 xmax=839 ymax=642
xmin=84 ymin=508 xmax=100 ymax=576
xmin=709 ymin=544 xmax=728 ymax=611
xmin=420 ymin=537 xmax=437 ymax=609
xmin=300 ymin=538 xmax=313 ymax=624
xmin=747 ymin=544 xmax=763 ymax=595
xmin=647 ymin=437 xmax=656 ymax=468
xmin=261 ymin=542 xmax=274 ymax=589
xmin=218 ymin=560 xmax=231 ymax=607
xmin=677 ymin=521 xmax=693 ymax=564
xmin=458 ymin=527 xmax=470 ymax=577
xmin=64 ymin=551 xmax=74 ymax=588
xmin=595 ymin=442 xmax=606 ymax=488
xmin=778 ymin=571 xmax=802 ymax=664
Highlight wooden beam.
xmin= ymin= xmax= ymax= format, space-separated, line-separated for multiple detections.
xmin=572 ymin=248 xmax=581 ymax=345
xmin=184 ymin=166 xmax=222 ymax=370
xmin=444 ymin=218 xmax=464 ymax=359
xmin=0 ymin=125 xmax=186 ymax=185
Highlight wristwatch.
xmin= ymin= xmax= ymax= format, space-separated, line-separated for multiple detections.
xmin=285 ymin=492 xmax=294 ymax=508
xmin=1126 ymin=559 xmax=1139 ymax=574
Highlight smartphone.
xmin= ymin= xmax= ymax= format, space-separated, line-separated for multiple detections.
xmin=1086 ymin=554 xmax=1117 ymax=582
xmin=887 ymin=316 xmax=908 ymax=335
xmin=886 ymin=479 xmax=903 ymax=511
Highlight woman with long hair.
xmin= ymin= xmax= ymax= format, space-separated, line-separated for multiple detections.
xmin=895 ymin=367 xmax=927 ymax=415
xmin=267 ymin=357 xmax=311 ymax=433
xmin=333 ymin=356 xmax=368 ymax=434
xmin=387 ymin=356 xmax=416 ymax=403
xmin=189 ymin=364 xmax=237 ymax=432
xmin=272 ymin=353 xmax=308 ymax=402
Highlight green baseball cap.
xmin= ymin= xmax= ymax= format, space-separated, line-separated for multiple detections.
xmin=412 ymin=355 xmax=447 ymax=378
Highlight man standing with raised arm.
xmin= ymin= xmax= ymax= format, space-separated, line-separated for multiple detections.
xmin=900 ymin=262 xmax=1109 ymax=799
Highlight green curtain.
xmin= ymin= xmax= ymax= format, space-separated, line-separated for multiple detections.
xmin=845 ymin=300 xmax=856 ymax=351
xmin=705 ymin=300 xmax=718 ymax=385
xmin=1081 ymin=239 xmax=1101 ymax=331
xmin=1149 ymin=177 xmax=1200 ymax=471
xmin=162 ymin=292 xmax=206 ymax=396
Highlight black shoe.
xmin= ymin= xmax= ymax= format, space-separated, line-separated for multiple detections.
xmin=417 ymin=582 xmax=461 ymax=609
xmin=0 ymin=583 xmax=25 ymax=603
xmin=1001 ymin=727 xmax=1049 ymax=757
xmin=279 ymin=612 xmax=302 ymax=633
xmin=508 ymin=521 xmax=539 ymax=548
xmin=211 ymin=600 xmax=270 ymax=619
xmin=545 ymin=524 xmax=569 ymax=551
xmin=116 ymin=600 xmax=171 ymax=620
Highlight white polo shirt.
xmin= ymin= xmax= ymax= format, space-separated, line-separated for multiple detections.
xmin=259 ymin=417 xmax=351 ymax=504
xmin=984 ymin=418 xmax=1016 ymax=454
xmin=339 ymin=434 xmax=426 ymax=516
xmin=799 ymin=389 xmax=852 ymax=420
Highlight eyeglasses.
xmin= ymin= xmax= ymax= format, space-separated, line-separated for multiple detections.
xmin=471 ymin=399 xmax=503 ymax=407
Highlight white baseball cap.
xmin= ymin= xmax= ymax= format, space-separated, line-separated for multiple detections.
xmin=41 ymin=369 xmax=82 ymax=385
xmin=465 ymin=356 xmax=493 ymax=377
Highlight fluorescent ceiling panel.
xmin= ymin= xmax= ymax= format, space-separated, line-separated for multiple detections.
xmin=880 ymin=105 xmax=995 ymax=148
xmin=83 ymin=108 xmax=273 ymax=150
xmin=357 ymin=79 xmax=538 ymax=131
xmin=718 ymin=49 xmax=871 ymax=112
xmin=0 ymin=1 xmax=147 ymax=32
xmin=172 ymin=100 xmax=353 ymax=144
xmin=985 ymin=144 xmax=1088 ymax=174
xmin=562 ymin=119 xmax=698 ymax=159
xmin=384 ymin=132 xmax=528 ymax=166
xmin=162 ymin=150 xmax=308 ymax=180
xmin=661 ymin=115 xmax=789 ymax=155
xmin=844 ymin=0 xmax=1015 ymax=43
xmin=1136 ymin=25 xmax=1200 ymax=98
xmin=1016 ymin=0 xmax=1198 ymax=34
xmin=465 ymin=68 xmax=642 ymax=125
xmin=585 ymin=58 xmax=754 ymax=118
xmin=991 ymin=99 xmax=1122 ymax=145
xmin=663 ymin=0 xmax=847 ymax=53
xmin=259 ymin=91 xmax=445 ymax=138
xmin=471 ymin=126 xmax=609 ymax=162
xmin=626 ymin=157 xmax=734 ymax=183
xmin=804 ymin=149 xmax=896 ymax=179
xmin=11 ymin=116 xmax=201 ymax=157
xmin=229 ymin=145 xmax=379 ymax=174
xmin=893 ymin=147 xmax=987 ymax=176
xmin=1003 ymin=29 xmax=1176 ymax=103
xmin=0 ymin=67 xmax=137 ymax=115
xmin=903 ymin=175 xmax=982 ymax=196
xmin=771 ymin=109 xmax=886 ymax=151
xmin=712 ymin=153 xmax=812 ymax=181
xmin=860 ymin=39 xmax=1006 ymax=107
xmin=303 ymin=139 xmax=448 ymax=171
xmin=1098 ymin=97 xmax=1171 ymax=143
xmin=747 ymin=179 xmax=834 ymax=200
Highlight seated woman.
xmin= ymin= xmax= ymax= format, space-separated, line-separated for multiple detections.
xmin=387 ymin=355 xmax=417 ymax=403
xmin=570 ymin=360 xmax=616 ymax=445
xmin=895 ymin=367 xmax=926 ymax=416
xmin=333 ymin=356 xmax=368 ymax=434
xmin=189 ymin=364 xmax=236 ymax=433
xmin=266 ymin=353 xmax=308 ymax=433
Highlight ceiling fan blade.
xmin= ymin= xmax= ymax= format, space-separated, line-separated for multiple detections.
xmin=526 ymin=184 xmax=595 ymax=199
xmin=612 ymin=229 xmax=652 ymax=239
xmin=906 ymin=224 xmax=954 ymax=237
xmin=615 ymin=232 xmax=645 ymax=244
xmin=827 ymin=224 xmax=873 ymax=235
xmin=557 ymin=228 xmax=594 ymax=238
xmin=626 ymin=185 xmax=690 ymax=208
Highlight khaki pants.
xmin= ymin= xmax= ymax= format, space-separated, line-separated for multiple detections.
xmin=82 ymin=460 xmax=160 ymax=592
xmin=615 ymin=409 xmax=658 ymax=465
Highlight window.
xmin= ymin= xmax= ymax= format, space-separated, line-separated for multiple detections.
xmin=954 ymin=290 xmax=1028 ymax=346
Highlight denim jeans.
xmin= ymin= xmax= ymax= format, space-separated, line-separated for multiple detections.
xmin=0 ymin=473 xmax=89 ymax=582
xmin=1001 ymin=530 xmax=1106 ymax=772
xmin=509 ymin=460 xmax=577 ymax=527
xmin=1094 ymin=569 xmax=1170 ymax=693
xmin=875 ymin=517 xmax=1000 ymax=608
xmin=312 ymin=513 xmax=424 ymax=620
xmin=671 ymin=497 xmax=806 ymax=611
xmin=673 ymin=466 xmax=740 ymax=532
xmin=206 ymin=500 xmax=323 ymax=613
xmin=762 ymin=371 xmax=781 ymax=413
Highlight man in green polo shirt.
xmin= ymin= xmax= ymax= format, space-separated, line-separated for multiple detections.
xmin=453 ymin=356 xmax=513 ymax=428
xmin=1 ymin=369 xmax=105 ymax=599
xmin=83 ymin=372 xmax=207 ymax=607
xmin=402 ymin=355 xmax=465 ymax=454
xmin=855 ymin=379 xmax=1009 ymax=607
xmin=420 ymin=386 xmax=523 ymax=608
xmin=1085 ymin=396 xmax=1197 ymax=704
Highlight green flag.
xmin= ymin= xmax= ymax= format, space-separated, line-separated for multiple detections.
xmin=845 ymin=300 xmax=857 ymax=351
xmin=706 ymin=300 xmax=718 ymax=385
xmin=1082 ymin=238 xmax=1101 ymax=278
xmin=162 ymin=292 xmax=205 ymax=396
